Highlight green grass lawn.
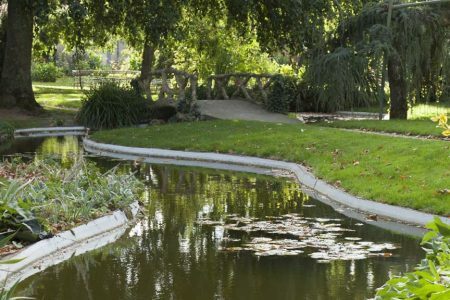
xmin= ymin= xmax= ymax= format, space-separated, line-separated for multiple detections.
xmin=317 ymin=119 xmax=445 ymax=137
xmin=33 ymin=76 xmax=77 ymax=89
xmin=92 ymin=120 xmax=450 ymax=216
xmin=34 ymin=86 xmax=84 ymax=110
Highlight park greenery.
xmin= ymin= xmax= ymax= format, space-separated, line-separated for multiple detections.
xmin=0 ymin=0 xmax=449 ymax=119
xmin=0 ymin=156 xmax=142 ymax=243
xmin=0 ymin=0 xmax=450 ymax=298
xmin=376 ymin=217 xmax=450 ymax=299
xmin=92 ymin=120 xmax=450 ymax=215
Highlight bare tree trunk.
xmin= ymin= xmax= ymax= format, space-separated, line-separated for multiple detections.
xmin=0 ymin=0 xmax=41 ymax=111
xmin=388 ymin=52 xmax=408 ymax=119
xmin=139 ymin=43 xmax=155 ymax=100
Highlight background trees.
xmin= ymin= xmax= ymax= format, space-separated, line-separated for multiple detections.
xmin=0 ymin=0 xmax=449 ymax=119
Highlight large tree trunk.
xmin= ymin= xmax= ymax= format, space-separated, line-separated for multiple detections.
xmin=0 ymin=0 xmax=41 ymax=112
xmin=138 ymin=43 xmax=155 ymax=100
xmin=388 ymin=51 xmax=408 ymax=119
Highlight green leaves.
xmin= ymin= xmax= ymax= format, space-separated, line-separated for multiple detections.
xmin=375 ymin=217 xmax=450 ymax=299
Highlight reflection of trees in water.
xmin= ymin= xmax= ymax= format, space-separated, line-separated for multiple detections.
xmin=1 ymin=136 xmax=81 ymax=166
xmin=15 ymin=164 xmax=423 ymax=300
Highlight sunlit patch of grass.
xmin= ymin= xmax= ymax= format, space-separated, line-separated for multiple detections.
xmin=34 ymin=86 xmax=84 ymax=110
xmin=92 ymin=120 xmax=450 ymax=216
xmin=409 ymin=103 xmax=450 ymax=120
xmin=316 ymin=119 xmax=444 ymax=137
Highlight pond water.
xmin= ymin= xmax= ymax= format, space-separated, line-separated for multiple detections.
xmin=1 ymin=136 xmax=424 ymax=300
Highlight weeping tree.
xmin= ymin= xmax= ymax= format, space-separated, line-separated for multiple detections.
xmin=309 ymin=1 xmax=450 ymax=119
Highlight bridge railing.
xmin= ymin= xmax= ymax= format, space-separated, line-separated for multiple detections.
xmin=147 ymin=67 xmax=198 ymax=103
xmin=206 ymin=73 xmax=274 ymax=102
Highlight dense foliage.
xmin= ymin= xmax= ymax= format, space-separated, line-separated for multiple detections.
xmin=77 ymin=81 xmax=150 ymax=129
xmin=31 ymin=62 xmax=62 ymax=82
xmin=0 ymin=156 xmax=142 ymax=242
xmin=376 ymin=218 xmax=450 ymax=299
xmin=265 ymin=75 xmax=298 ymax=114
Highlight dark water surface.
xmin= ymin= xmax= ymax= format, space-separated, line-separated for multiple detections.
xmin=1 ymin=137 xmax=423 ymax=300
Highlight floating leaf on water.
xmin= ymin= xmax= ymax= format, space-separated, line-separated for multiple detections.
xmin=195 ymin=220 xmax=224 ymax=226
xmin=249 ymin=237 xmax=273 ymax=244
xmin=344 ymin=237 xmax=362 ymax=241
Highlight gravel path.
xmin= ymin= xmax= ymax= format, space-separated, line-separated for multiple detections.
xmin=197 ymin=100 xmax=299 ymax=124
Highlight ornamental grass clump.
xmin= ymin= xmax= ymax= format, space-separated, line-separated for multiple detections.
xmin=77 ymin=81 xmax=150 ymax=129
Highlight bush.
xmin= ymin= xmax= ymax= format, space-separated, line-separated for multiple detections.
xmin=265 ymin=75 xmax=301 ymax=114
xmin=0 ymin=157 xmax=143 ymax=241
xmin=375 ymin=217 xmax=450 ymax=299
xmin=31 ymin=62 xmax=62 ymax=82
xmin=148 ymin=105 xmax=177 ymax=121
xmin=0 ymin=122 xmax=14 ymax=143
xmin=77 ymin=81 xmax=150 ymax=129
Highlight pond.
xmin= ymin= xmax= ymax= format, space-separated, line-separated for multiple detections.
xmin=1 ymin=136 xmax=423 ymax=299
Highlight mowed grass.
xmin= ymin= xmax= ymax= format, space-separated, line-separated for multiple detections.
xmin=34 ymin=86 xmax=84 ymax=110
xmin=317 ymin=119 xmax=445 ymax=137
xmin=92 ymin=120 xmax=450 ymax=216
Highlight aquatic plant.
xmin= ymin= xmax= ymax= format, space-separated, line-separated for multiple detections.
xmin=198 ymin=214 xmax=400 ymax=261
xmin=375 ymin=217 xmax=450 ymax=299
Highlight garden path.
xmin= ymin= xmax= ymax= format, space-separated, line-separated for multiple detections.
xmin=197 ymin=100 xmax=299 ymax=124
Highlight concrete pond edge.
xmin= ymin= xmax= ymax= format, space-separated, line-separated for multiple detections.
xmin=14 ymin=126 xmax=87 ymax=138
xmin=83 ymin=138 xmax=450 ymax=229
xmin=0 ymin=201 xmax=140 ymax=288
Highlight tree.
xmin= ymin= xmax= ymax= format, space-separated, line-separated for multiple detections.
xmin=320 ymin=2 xmax=450 ymax=119
xmin=0 ymin=0 xmax=41 ymax=111
xmin=119 ymin=0 xmax=183 ymax=99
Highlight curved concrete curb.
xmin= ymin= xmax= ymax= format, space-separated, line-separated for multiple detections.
xmin=0 ymin=201 xmax=139 ymax=288
xmin=84 ymin=138 xmax=450 ymax=228
xmin=14 ymin=127 xmax=87 ymax=138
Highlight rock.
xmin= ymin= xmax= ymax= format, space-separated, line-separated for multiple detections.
xmin=149 ymin=119 xmax=166 ymax=125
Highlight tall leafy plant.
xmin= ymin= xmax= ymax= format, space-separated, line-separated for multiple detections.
xmin=375 ymin=218 xmax=450 ymax=299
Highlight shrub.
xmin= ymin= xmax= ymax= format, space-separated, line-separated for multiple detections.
xmin=77 ymin=81 xmax=150 ymax=129
xmin=0 ymin=157 xmax=143 ymax=241
xmin=148 ymin=105 xmax=177 ymax=121
xmin=431 ymin=114 xmax=450 ymax=137
xmin=375 ymin=217 xmax=450 ymax=299
xmin=31 ymin=62 xmax=62 ymax=82
xmin=0 ymin=122 xmax=14 ymax=143
xmin=265 ymin=75 xmax=300 ymax=114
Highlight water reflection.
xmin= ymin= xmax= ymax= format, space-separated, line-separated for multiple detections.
xmin=16 ymin=164 xmax=422 ymax=300
xmin=0 ymin=136 xmax=81 ymax=166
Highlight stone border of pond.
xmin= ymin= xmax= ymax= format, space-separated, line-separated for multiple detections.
xmin=14 ymin=126 xmax=87 ymax=138
xmin=83 ymin=138 xmax=450 ymax=229
xmin=0 ymin=201 xmax=140 ymax=289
